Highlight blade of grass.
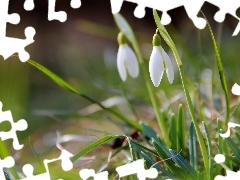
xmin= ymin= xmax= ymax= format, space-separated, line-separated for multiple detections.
xmin=29 ymin=137 xmax=44 ymax=168
xmin=203 ymin=122 xmax=213 ymax=180
xmin=153 ymin=140 xmax=189 ymax=179
xmin=217 ymin=119 xmax=225 ymax=175
xmin=71 ymin=135 xmax=123 ymax=162
xmin=221 ymin=130 xmax=240 ymax=162
xmin=169 ymin=149 xmax=197 ymax=178
xmin=177 ymin=104 xmax=185 ymax=153
xmin=27 ymin=60 xmax=142 ymax=131
xmin=169 ymin=113 xmax=178 ymax=150
xmin=140 ymin=151 xmax=174 ymax=178
xmin=189 ymin=122 xmax=198 ymax=171
xmin=202 ymin=13 xmax=230 ymax=124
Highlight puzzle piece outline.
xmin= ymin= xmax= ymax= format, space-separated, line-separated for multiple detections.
xmin=110 ymin=0 xmax=240 ymax=36
xmin=0 ymin=102 xmax=28 ymax=150
xmin=0 ymin=0 xmax=36 ymax=62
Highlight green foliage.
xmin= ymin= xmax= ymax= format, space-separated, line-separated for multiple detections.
xmin=3 ymin=8 xmax=240 ymax=180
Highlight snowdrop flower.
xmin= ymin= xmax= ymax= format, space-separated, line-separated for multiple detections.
xmin=149 ymin=34 xmax=174 ymax=87
xmin=117 ymin=32 xmax=139 ymax=81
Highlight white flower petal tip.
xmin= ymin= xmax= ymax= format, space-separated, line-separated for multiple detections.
xmin=117 ymin=44 xmax=139 ymax=81
xmin=232 ymin=83 xmax=240 ymax=96
xmin=149 ymin=46 xmax=174 ymax=87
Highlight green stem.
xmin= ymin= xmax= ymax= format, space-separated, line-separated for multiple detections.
xmin=153 ymin=10 xmax=209 ymax=177
xmin=113 ymin=14 xmax=170 ymax=147
xmin=132 ymin=42 xmax=170 ymax=147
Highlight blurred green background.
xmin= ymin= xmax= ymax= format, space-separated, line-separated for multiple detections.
xmin=0 ymin=0 xmax=240 ymax=177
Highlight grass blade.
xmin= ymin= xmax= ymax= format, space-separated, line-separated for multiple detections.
xmin=203 ymin=13 xmax=230 ymax=124
xmin=177 ymin=104 xmax=185 ymax=153
xmin=71 ymin=135 xmax=123 ymax=162
xmin=169 ymin=113 xmax=178 ymax=150
xmin=140 ymin=151 xmax=174 ymax=178
xmin=203 ymin=122 xmax=213 ymax=180
xmin=27 ymin=60 xmax=142 ymax=131
xmin=169 ymin=149 xmax=197 ymax=178
xmin=221 ymin=131 xmax=240 ymax=162
xmin=189 ymin=122 xmax=198 ymax=171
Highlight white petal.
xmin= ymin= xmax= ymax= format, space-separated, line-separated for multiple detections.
xmin=149 ymin=46 xmax=164 ymax=87
xmin=117 ymin=45 xmax=127 ymax=81
xmin=160 ymin=47 xmax=174 ymax=84
xmin=123 ymin=44 xmax=139 ymax=78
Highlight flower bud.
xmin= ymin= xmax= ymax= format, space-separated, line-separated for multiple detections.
xmin=117 ymin=32 xmax=127 ymax=45
xmin=152 ymin=34 xmax=161 ymax=46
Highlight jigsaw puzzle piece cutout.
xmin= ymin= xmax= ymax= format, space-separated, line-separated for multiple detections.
xmin=0 ymin=102 xmax=28 ymax=150
xmin=70 ymin=0 xmax=81 ymax=9
xmin=116 ymin=159 xmax=158 ymax=180
xmin=183 ymin=0 xmax=206 ymax=29
xmin=0 ymin=118 xmax=28 ymax=150
xmin=209 ymin=0 xmax=240 ymax=22
xmin=0 ymin=1 xmax=20 ymax=37
xmin=110 ymin=0 xmax=124 ymax=14
xmin=79 ymin=169 xmax=109 ymax=180
xmin=0 ymin=156 xmax=15 ymax=180
xmin=21 ymin=164 xmax=50 ymax=180
xmin=133 ymin=0 xmax=184 ymax=25
xmin=43 ymin=149 xmax=74 ymax=172
xmin=0 ymin=0 xmax=35 ymax=62
xmin=48 ymin=0 xmax=82 ymax=22
xmin=24 ymin=0 xmax=35 ymax=11
xmin=134 ymin=3 xmax=146 ymax=19
xmin=48 ymin=0 xmax=67 ymax=22
xmin=0 ymin=27 xmax=35 ymax=62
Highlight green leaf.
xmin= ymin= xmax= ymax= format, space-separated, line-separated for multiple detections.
xmin=169 ymin=113 xmax=178 ymax=150
xmin=71 ymin=135 xmax=123 ymax=162
xmin=141 ymin=123 xmax=158 ymax=143
xmin=203 ymin=122 xmax=213 ymax=180
xmin=204 ymin=14 xmax=230 ymax=124
xmin=113 ymin=13 xmax=135 ymax=43
xmin=169 ymin=149 xmax=197 ymax=178
xmin=153 ymin=140 xmax=189 ymax=179
xmin=218 ymin=120 xmax=233 ymax=169
xmin=189 ymin=123 xmax=198 ymax=171
xmin=140 ymin=151 xmax=174 ymax=179
xmin=177 ymin=104 xmax=185 ymax=152
xmin=129 ymin=139 xmax=159 ymax=157
xmin=223 ymin=135 xmax=240 ymax=162
xmin=235 ymin=133 xmax=240 ymax=145
xmin=27 ymin=60 xmax=142 ymax=131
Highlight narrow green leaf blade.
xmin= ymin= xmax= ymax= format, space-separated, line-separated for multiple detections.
xmin=189 ymin=122 xmax=198 ymax=171
xmin=169 ymin=113 xmax=178 ymax=150
xmin=177 ymin=104 xmax=185 ymax=152
xmin=113 ymin=13 xmax=135 ymax=43
xmin=71 ymin=135 xmax=123 ymax=162
xmin=27 ymin=60 xmax=142 ymax=131
xmin=140 ymin=151 xmax=174 ymax=178
xmin=203 ymin=122 xmax=213 ymax=180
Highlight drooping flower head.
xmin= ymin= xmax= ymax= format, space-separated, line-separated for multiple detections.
xmin=149 ymin=33 xmax=174 ymax=87
xmin=117 ymin=32 xmax=139 ymax=81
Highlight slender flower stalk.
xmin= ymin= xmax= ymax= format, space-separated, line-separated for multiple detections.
xmin=117 ymin=32 xmax=139 ymax=81
xmin=153 ymin=10 xmax=209 ymax=178
xmin=149 ymin=33 xmax=174 ymax=87
xmin=114 ymin=14 xmax=171 ymax=146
